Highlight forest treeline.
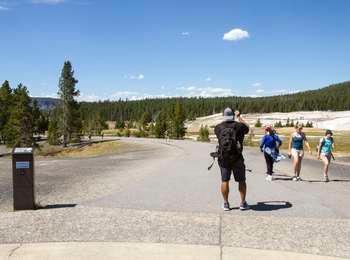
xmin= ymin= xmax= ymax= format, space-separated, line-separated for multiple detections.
xmin=80 ymin=81 xmax=350 ymax=122
xmin=1 ymin=59 xmax=349 ymax=148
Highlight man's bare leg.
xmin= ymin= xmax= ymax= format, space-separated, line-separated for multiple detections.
xmin=238 ymin=181 xmax=247 ymax=203
xmin=221 ymin=181 xmax=230 ymax=202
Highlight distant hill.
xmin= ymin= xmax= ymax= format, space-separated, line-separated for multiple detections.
xmin=31 ymin=97 xmax=60 ymax=110
xmin=79 ymin=81 xmax=350 ymax=122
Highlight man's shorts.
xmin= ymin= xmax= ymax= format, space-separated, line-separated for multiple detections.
xmin=219 ymin=159 xmax=246 ymax=183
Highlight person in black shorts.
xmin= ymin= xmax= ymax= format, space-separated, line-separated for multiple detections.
xmin=214 ymin=108 xmax=250 ymax=211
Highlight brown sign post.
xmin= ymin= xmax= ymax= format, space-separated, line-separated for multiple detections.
xmin=12 ymin=147 xmax=35 ymax=210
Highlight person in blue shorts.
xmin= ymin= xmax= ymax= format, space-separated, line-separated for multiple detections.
xmin=288 ymin=124 xmax=312 ymax=181
xmin=260 ymin=125 xmax=282 ymax=181
xmin=317 ymin=130 xmax=335 ymax=182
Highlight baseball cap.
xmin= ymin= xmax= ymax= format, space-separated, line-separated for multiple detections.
xmin=223 ymin=107 xmax=234 ymax=121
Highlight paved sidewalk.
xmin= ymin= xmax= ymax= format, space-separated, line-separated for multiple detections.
xmin=0 ymin=145 xmax=10 ymax=157
xmin=0 ymin=242 xmax=347 ymax=260
xmin=1 ymin=139 xmax=350 ymax=259
xmin=0 ymin=206 xmax=349 ymax=258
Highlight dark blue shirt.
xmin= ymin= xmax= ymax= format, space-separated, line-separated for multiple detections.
xmin=260 ymin=134 xmax=282 ymax=150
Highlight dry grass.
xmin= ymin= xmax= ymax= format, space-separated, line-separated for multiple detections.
xmin=102 ymin=129 xmax=122 ymax=136
xmin=36 ymin=141 xmax=128 ymax=158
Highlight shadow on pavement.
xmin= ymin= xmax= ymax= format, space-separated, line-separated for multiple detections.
xmin=250 ymin=201 xmax=292 ymax=211
xmin=226 ymin=201 xmax=292 ymax=211
xmin=36 ymin=204 xmax=77 ymax=210
xmin=304 ymin=179 xmax=350 ymax=183
xmin=273 ymin=177 xmax=293 ymax=181
xmin=271 ymin=173 xmax=294 ymax=181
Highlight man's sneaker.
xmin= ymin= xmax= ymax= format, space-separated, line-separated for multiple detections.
xmin=239 ymin=201 xmax=249 ymax=211
xmin=292 ymin=176 xmax=298 ymax=181
xmin=296 ymin=176 xmax=302 ymax=181
xmin=265 ymin=175 xmax=273 ymax=181
xmin=324 ymin=176 xmax=330 ymax=182
xmin=222 ymin=202 xmax=230 ymax=211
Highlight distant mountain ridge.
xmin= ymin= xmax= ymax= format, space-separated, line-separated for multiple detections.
xmin=31 ymin=97 xmax=60 ymax=110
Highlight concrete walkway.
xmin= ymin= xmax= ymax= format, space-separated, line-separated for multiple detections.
xmin=0 ymin=242 xmax=346 ymax=260
xmin=1 ymin=138 xmax=350 ymax=259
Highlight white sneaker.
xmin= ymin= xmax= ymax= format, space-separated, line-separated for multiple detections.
xmin=265 ymin=175 xmax=273 ymax=181
xmin=292 ymin=176 xmax=298 ymax=181
xmin=222 ymin=202 xmax=230 ymax=211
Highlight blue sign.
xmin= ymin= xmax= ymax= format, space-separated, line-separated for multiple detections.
xmin=16 ymin=161 xmax=30 ymax=169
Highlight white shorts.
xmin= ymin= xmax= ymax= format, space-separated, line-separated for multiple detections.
xmin=321 ymin=153 xmax=331 ymax=161
xmin=291 ymin=148 xmax=304 ymax=158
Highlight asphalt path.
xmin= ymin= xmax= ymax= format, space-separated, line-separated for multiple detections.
xmin=0 ymin=138 xmax=349 ymax=258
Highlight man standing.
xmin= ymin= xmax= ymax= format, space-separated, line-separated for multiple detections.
xmin=214 ymin=108 xmax=250 ymax=211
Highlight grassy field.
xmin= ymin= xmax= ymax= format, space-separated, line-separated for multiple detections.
xmin=36 ymin=141 xmax=127 ymax=158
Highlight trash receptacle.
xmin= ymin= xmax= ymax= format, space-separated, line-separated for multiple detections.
xmin=12 ymin=147 xmax=35 ymax=210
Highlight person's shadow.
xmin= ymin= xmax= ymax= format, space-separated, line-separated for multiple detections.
xmin=35 ymin=204 xmax=77 ymax=210
xmin=228 ymin=201 xmax=292 ymax=211
xmin=250 ymin=201 xmax=292 ymax=211
xmin=304 ymin=179 xmax=350 ymax=183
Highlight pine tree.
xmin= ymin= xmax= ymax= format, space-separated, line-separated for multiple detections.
xmin=286 ymin=118 xmax=290 ymax=127
xmin=115 ymin=117 xmax=125 ymax=129
xmin=0 ymin=80 xmax=12 ymax=144
xmin=32 ymin=100 xmax=41 ymax=135
xmin=57 ymin=61 xmax=81 ymax=147
xmin=197 ymin=125 xmax=210 ymax=142
xmin=37 ymin=112 xmax=49 ymax=135
xmin=255 ymin=118 xmax=262 ymax=127
xmin=154 ymin=112 xmax=167 ymax=138
xmin=170 ymin=101 xmax=186 ymax=139
xmin=141 ymin=111 xmax=152 ymax=129
xmin=4 ymin=84 xmax=33 ymax=147
xmin=48 ymin=116 xmax=60 ymax=145
xmin=274 ymin=121 xmax=283 ymax=128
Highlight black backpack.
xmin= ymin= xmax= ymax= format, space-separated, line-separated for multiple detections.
xmin=218 ymin=125 xmax=242 ymax=168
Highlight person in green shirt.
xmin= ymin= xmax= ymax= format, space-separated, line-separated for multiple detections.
xmin=317 ymin=130 xmax=335 ymax=182
xmin=288 ymin=124 xmax=312 ymax=181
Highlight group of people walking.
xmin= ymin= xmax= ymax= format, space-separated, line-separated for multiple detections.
xmin=260 ymin=123 xmax=335 ymax=182
xmin=214 ymin=107 xmax=336 ymax=211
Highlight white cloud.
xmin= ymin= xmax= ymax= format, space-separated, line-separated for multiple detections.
xmin=110 ymin=91 xmax=169 ymax=101
xmin=180 ymin=86 xmax=235 ymax=97
xmin=256 ymin=89 xmax=264 ymax=93
xmin=252 ymin=82 xmax=261 ymax=87
xmin=223 ymin=28 xmax=249 ymax=42
xmin=77 ymin=93 xmax=101 ymax=102
xmin=160 ymin=85 xmax=165 ymax=90
xmin=205 ymin=77 xmax=212 ymax=82
xmin=181 ymin=32 xmax=191 ymax=36
xmin=31 ymin=0 xmax=66 ymax=4
xmin=289 ymin=89 xmax=301 ymax=94
xmin=274 ymin=89 xmax=287 ymax=94
xmin=127 ymin=74 xmax=144 ymax=80
xmin=0 ymin=5 xmax=10 ymax=10
xmin=111 ymin=91 xmax=139 ymax=99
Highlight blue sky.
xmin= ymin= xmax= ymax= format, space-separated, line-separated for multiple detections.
xmin=0 ymin=0 xmax=349 ymax=101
